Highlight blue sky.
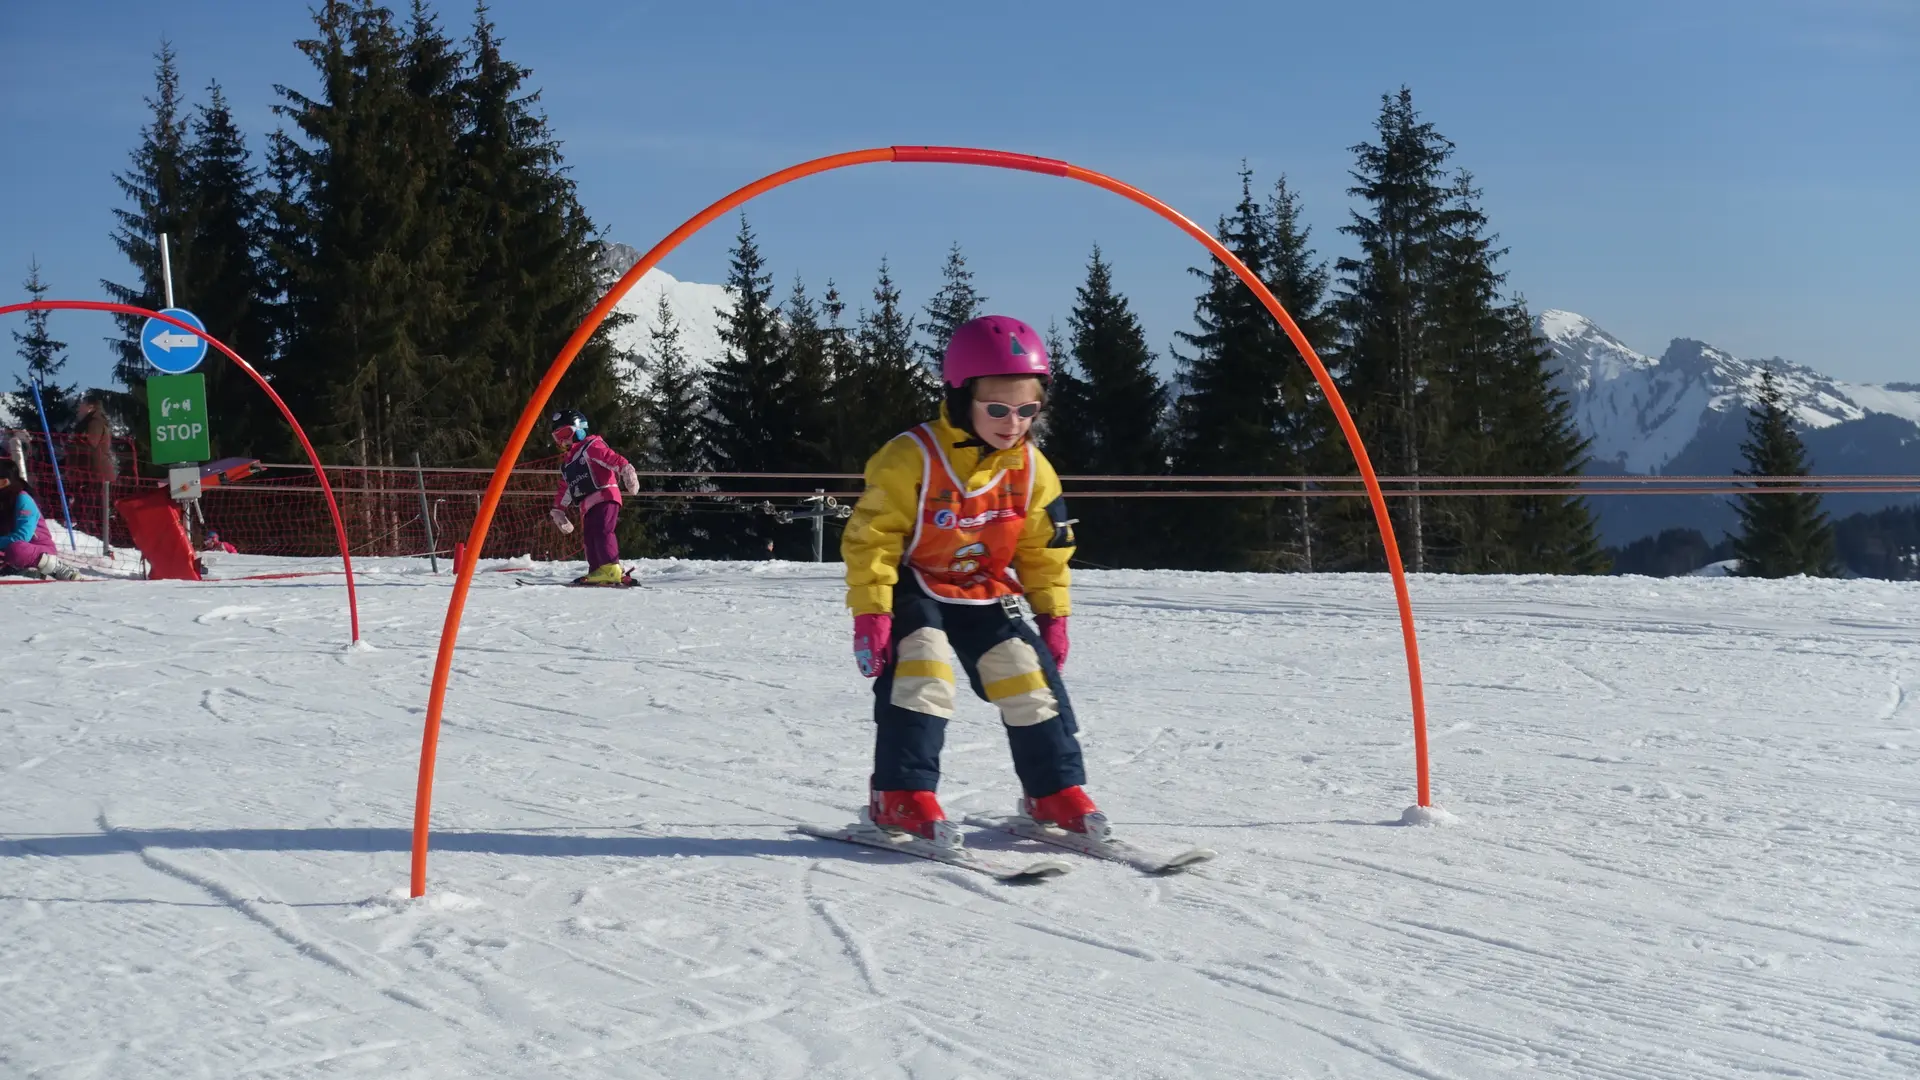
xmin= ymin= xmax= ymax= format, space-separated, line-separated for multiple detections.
xmin=2 ymin=0 xmax=1915 ymax=391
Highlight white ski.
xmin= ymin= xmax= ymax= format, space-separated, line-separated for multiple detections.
xmin=962 ymin=813 xmax=1216 ymax=874
xmin=797 ymin=820 xmax=1071 ymax=882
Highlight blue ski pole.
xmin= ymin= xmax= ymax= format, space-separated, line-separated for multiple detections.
xmin=28 ymin=377 xmax=78 ymax=551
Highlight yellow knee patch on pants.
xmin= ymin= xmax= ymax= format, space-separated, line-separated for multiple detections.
xmin=978 ymin=637 xmax=1059 ymax=728
xmin=890 ymin=627 xmax=956 ymax=719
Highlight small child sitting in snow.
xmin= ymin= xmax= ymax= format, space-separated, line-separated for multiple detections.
xmin=1 ymin=468 xmax=79 ymax=580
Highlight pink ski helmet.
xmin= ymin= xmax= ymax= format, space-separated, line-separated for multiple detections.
xmin=941 ymin=315 xmax=1050 ymax=388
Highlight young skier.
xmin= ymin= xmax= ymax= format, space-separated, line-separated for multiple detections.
xmin=1 ymin=469 xmax=79 ymax=580
xmin=841 ymin=315 xmax=1100 ymax=848
xmin=546 ymin=408 xmax=642 ymax=586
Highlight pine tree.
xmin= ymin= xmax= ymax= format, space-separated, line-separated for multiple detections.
xmin=701 ymin=215 xmax=791 ymax=557
xmin=1043 ymin=325 xmax=1093 ymax=474
xmin=451 ymin=1 xmax=632 ymax=467
xmin=819 ymin=279 xmax=864 ymax=470
xmin=771 ymin=278 xmax=844 ymax=558
xmin=179 ymin=82 xmax=279 ymax=458
xmin=272 ymin=0 xmax=457 ymax=466
xmin=1418 ymin=169 xmax=1508 ymax=570
xmin=918 ymin=243 xmax=984 ymax=368
xmin=1263 ymin=175 xmax=1339 ymax=572
xmin=1482 ymin=301 xmax=1606 ymax=572
xmin=1331 ymin=88 xmax=1456 ymax=572
xmin=1034 ymin=318 xmax=1068 ymax=461
xmin=259 ymin=127 xmax=310 ymax=379
xmin=11 ymin=260 xmax=77 ymax=431
xmin=1732 ymin=367 xmax=1837 ymax=577
xmin=638 ymin=293 xmax=707 ymax=556
xmin=103 ymin=42 xmax=192 ymax=442
xmin=782 ymin=277 xmax=836 ymax=470
xmin=1046 ymin=246 xmax=1168 ymax=567
xmin=837 ymin=258 xmax=933 ymax=462
xmin=1170 ymin=167 xmax=1300 ymax=570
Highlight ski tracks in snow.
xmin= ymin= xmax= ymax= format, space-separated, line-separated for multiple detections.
xmin=6 ymin=560 xmax=1920 ymax=1077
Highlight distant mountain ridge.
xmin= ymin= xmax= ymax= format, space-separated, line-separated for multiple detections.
xmin=1536 ymin=310 xmax=1920 ymax=543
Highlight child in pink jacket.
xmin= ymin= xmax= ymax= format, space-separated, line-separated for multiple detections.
xmin=546 ymin=408 xmax=640 ymax=586
xmin=1 ymin=470 xmax=79 ymax=580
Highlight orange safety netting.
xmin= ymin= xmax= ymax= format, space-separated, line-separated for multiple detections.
xmin=3 ymin=429 xmax=140 ymax=552
xmin=0 ymin=429 xmax=581 ymax=562
xmin=199 ymin=458 xmax=578 ymax=561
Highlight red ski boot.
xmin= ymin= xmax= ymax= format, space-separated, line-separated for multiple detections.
xmin=867 ymin=788 xmax=961 ymax=847
xmin=1021 ymin=786 xmax=1111 ymax=841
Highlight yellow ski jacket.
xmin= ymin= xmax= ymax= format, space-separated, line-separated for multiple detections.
xmin=842 ymin=407 xmax=1073 ymax=618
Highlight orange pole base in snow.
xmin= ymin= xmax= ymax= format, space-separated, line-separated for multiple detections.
xmin=410 ymin=146 xmax=1432 ymax=897
xmin=0 ymin=300 xmax=361 ymax=643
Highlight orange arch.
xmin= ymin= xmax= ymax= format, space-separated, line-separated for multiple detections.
xmin=0 ymin=299 xmax=360 ymax=643
xmin=410 ymin=146 xmax=1431 ymax=896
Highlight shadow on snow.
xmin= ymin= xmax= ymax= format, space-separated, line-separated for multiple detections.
xmin=2 ymin=827 xmax=828 ymax=860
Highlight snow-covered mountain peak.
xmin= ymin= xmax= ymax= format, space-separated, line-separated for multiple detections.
xmin=1539 ymin=309 xmax=1612 ymax=349
xmin=1537 ymin=311 xmax=1920 ymax=474
xmin=594 ymin=244 xmax=736 ymax=390
xmin=1537 ymin=309 xmax=1659 ymax=395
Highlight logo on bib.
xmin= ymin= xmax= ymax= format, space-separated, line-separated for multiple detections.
xmin=933 ymin=509 xmax=957 ymax=529
xmin=957 ymin=508 xmax=1018 ymax=529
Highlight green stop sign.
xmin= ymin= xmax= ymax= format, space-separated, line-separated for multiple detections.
xmin=148 ymin=373 xmax=211 ymax=465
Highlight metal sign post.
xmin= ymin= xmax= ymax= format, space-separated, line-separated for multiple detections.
xmin=159 ymin=231 xmax=175 ymax=309
xmin=414 ymin=450 xmax=439 ymax=573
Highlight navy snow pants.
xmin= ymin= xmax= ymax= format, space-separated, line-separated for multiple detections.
xmin=871 ymin=575 xmax=1086 ymax=798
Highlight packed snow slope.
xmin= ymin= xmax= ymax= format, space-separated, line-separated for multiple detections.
xmin=4 ymin=559 xmax=1918 ymax=1078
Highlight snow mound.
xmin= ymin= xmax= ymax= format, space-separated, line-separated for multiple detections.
xmin=1400 ymin=804 xmax=1458 ymax=827
xmin=1690 ymin=559 xmax=1741 ymax=577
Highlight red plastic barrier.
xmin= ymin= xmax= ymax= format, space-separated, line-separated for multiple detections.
xmin=116 ymin=489 xmax=200 ymax=581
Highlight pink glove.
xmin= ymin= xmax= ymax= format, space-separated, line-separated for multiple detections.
xmin=618 ymin=463 xmax=641 ymax=496
xmin=853 ymin=613 xmax=893 ymax=678
xmin=549 ymin=507 xmax=574 ymax=534
xmin=1034 ymin=615 xmax=1069 ymax=672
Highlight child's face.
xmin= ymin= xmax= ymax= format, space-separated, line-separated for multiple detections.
xmin=970 ymin=375 xmax=1045 ymax=451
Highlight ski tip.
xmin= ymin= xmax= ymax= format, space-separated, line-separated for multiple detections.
xmin=999 ymin=859 xmax=1074 ymax=882
xmin=1147 ymin=849 xmax=1217 ymax=873
xmin=795 ymin=823 xmax=848 ymax=839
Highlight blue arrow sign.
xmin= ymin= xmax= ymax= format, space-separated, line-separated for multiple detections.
xmin=141 ymin=307 xmax=209 ymax=374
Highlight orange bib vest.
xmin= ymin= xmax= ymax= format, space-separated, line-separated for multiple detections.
xmin=902 ymin=424 xmax=1034 ymax=604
